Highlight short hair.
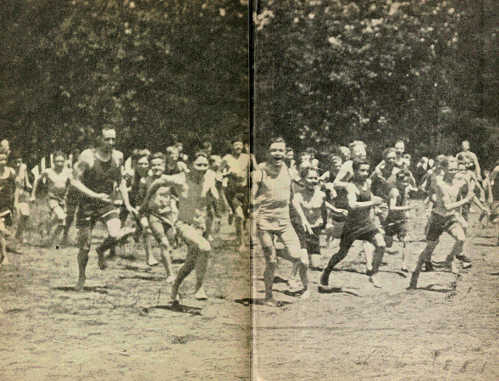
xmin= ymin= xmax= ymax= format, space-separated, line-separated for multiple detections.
xmin=300 ymin=166 xmax=318 ymax=180
xmin=305 ymin=147 xmax=317 ymax=157
xmin=395 ymin=139 xmax=405 ymax=146
xmin=396 ymin=169 xmax=411 ymax=180
xmin=349 ymin=140 xmax=366 ymax=151
xmin=102 ymin=125 xmax=116 ymax=133
xmin=53 ymin=150 xmax=66 ymax=160
xmin=269 ymin=136 xmax=285 ymax=147
xmin=462 ymin=140 xmax=470 ymax=145
xmin=352 ymin=160 xmax=370 ymax=172
xmin=231 ymin=136 xmax=244 ymax=145
xmin=150 ymin=152 xmax=165 ymax=162
xmin=134 ymin=149 xmax=150 ymax=161
xmin=193 ymin=151 xmax=209 ymax=161
xmin=383 ymin=147 xmax=397 ymax=160
xmin=328 ymin=146 xmax=343 ymax=161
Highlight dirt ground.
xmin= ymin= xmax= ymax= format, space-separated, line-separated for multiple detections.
xmin=1 ymin=202 xmax=498 ymax=381
xmin=252 ymin=204 xmax=499 ymax=381
xmin=0 ymin=210 xmax=251 ymax=381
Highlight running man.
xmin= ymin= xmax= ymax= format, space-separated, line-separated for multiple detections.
xmin=222 ymin=137 xmax=250 ymax=250
xmin=292 ymin=167 xmax=328 ymax=270
xmin=139 ymin=152 xmax=177 ymax=282
xmin=408 ymin=156 xmax=475 ymax=289
xmin=31 ymin=151 xmax=71 ymax=247
xmin=457 ymin=140 xmax=481 ymax=180
xmin=71 ymin=126 xmax=136 ymax=291
xmin=252 ymin=137 xmax=309 ymax=306
xmin=384 ymin=169 xmax=415 ymax=272
xmin=319 ymin=160 xmax=386 ymax=290
xmin=141 ymin=151 xmax=220 ymax=303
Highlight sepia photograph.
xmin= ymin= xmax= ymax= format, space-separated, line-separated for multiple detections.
xmin=0 ymin=0 xmax=497 ymax=380
xmin=252 ymin=0 xmax=497 ymax=380
xmin=1 ymin=1 xmax=250 ymax=380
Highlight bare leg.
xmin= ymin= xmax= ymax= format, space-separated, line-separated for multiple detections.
xmin=159 ymin=241 xmax=174 ymax=282
xmin=194 ymin=250 xmax=209 ymax=300
xmin=170 ymin=246 xmax=198 ymax=303
xmin=75 ymin=225 xmax=92 ymax=290
xmin=144 ymin=233 xmax=158 ymax=266
xmin=75 ymin=249 xmax=89 ymax=291
xmin=0 ymin=235 xmax=7 ymax=265
xmin=400 ymin=241 xmax=408 ymax=272
xmin=409 ymin=240 xmax=438 ymax=289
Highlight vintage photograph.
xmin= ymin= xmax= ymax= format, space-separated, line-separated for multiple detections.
xmin=0 ymin=0 xmax=497 ymax=380
xmin=1 ymin=1 xmax=250 ymax=380
xmin=252 ymin=0 xmax=497 ymax=380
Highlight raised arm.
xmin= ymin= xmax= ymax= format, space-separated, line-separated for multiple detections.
xmin=140 ymin=174 xmax=182 ymax=211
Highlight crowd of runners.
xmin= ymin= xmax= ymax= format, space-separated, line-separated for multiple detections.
xmin=0 ymin=130 xmax=498 ymax=307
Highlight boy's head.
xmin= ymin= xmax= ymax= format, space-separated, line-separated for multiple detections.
xmin=150 ymin=152 xmax=166 ymax=177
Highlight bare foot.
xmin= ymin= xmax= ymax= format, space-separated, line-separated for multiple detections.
xmin=147 ymin=257 xmax=159 ymax=267
xmin=263 ymin=298 xmax=282 ymax=307
xmin=194 ymin=287 xmax=208 ymax=301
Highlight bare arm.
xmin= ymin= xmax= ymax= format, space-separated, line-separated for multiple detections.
xmin=31 ymin=170 xmax=47 ymax=200
xmin=140 ymin=175 xmax=182 ymax=211
xmin=332 ymin=162 xmax=353 ymax=190
xmin=346 ymin=184 xmax=382 ymax=210
xmin=437 ymin=182 xmax=473 ymax=211
xmin=250 ymin=169 xmax=263 ymax=210
xmin=388 ymin=189 xmax=412 ymax=212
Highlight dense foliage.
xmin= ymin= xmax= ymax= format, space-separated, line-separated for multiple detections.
xmin=0 ymin=0 xmax=249 ymax=163
xmin=254 ymin=0 xmax=497 ymax=167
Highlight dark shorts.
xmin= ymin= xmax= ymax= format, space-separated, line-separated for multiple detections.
xmin=384 ymin=216 xmax=408 ymax=239
xmin=339 ymin=222 xmax=380 ymax=251
xmin=294 ymin=224 xmax=321 ymax=254
xmin=66 ymin=188 xmax=80 ymax=209
xmin=226 ymin=185 xmax=249 ymax=218
xmin=76 ymin=202 xmax=119 ymax=228
xmin=425 ymin=212 xmax=461 ymax=242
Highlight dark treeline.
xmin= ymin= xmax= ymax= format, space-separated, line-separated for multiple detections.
xmin=254 ymin=0 xmax=498 ymax=168
xmin=0 ymin=0 xmax=249 ymax=165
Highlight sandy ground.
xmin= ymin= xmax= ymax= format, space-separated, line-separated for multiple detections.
xmin=0 ymin=210 xmax=251 ymax=381
xmin=252 ymin=204 xmax=499 ymax=381
xmin=0 ymin=202 xmax=497 ymax=381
